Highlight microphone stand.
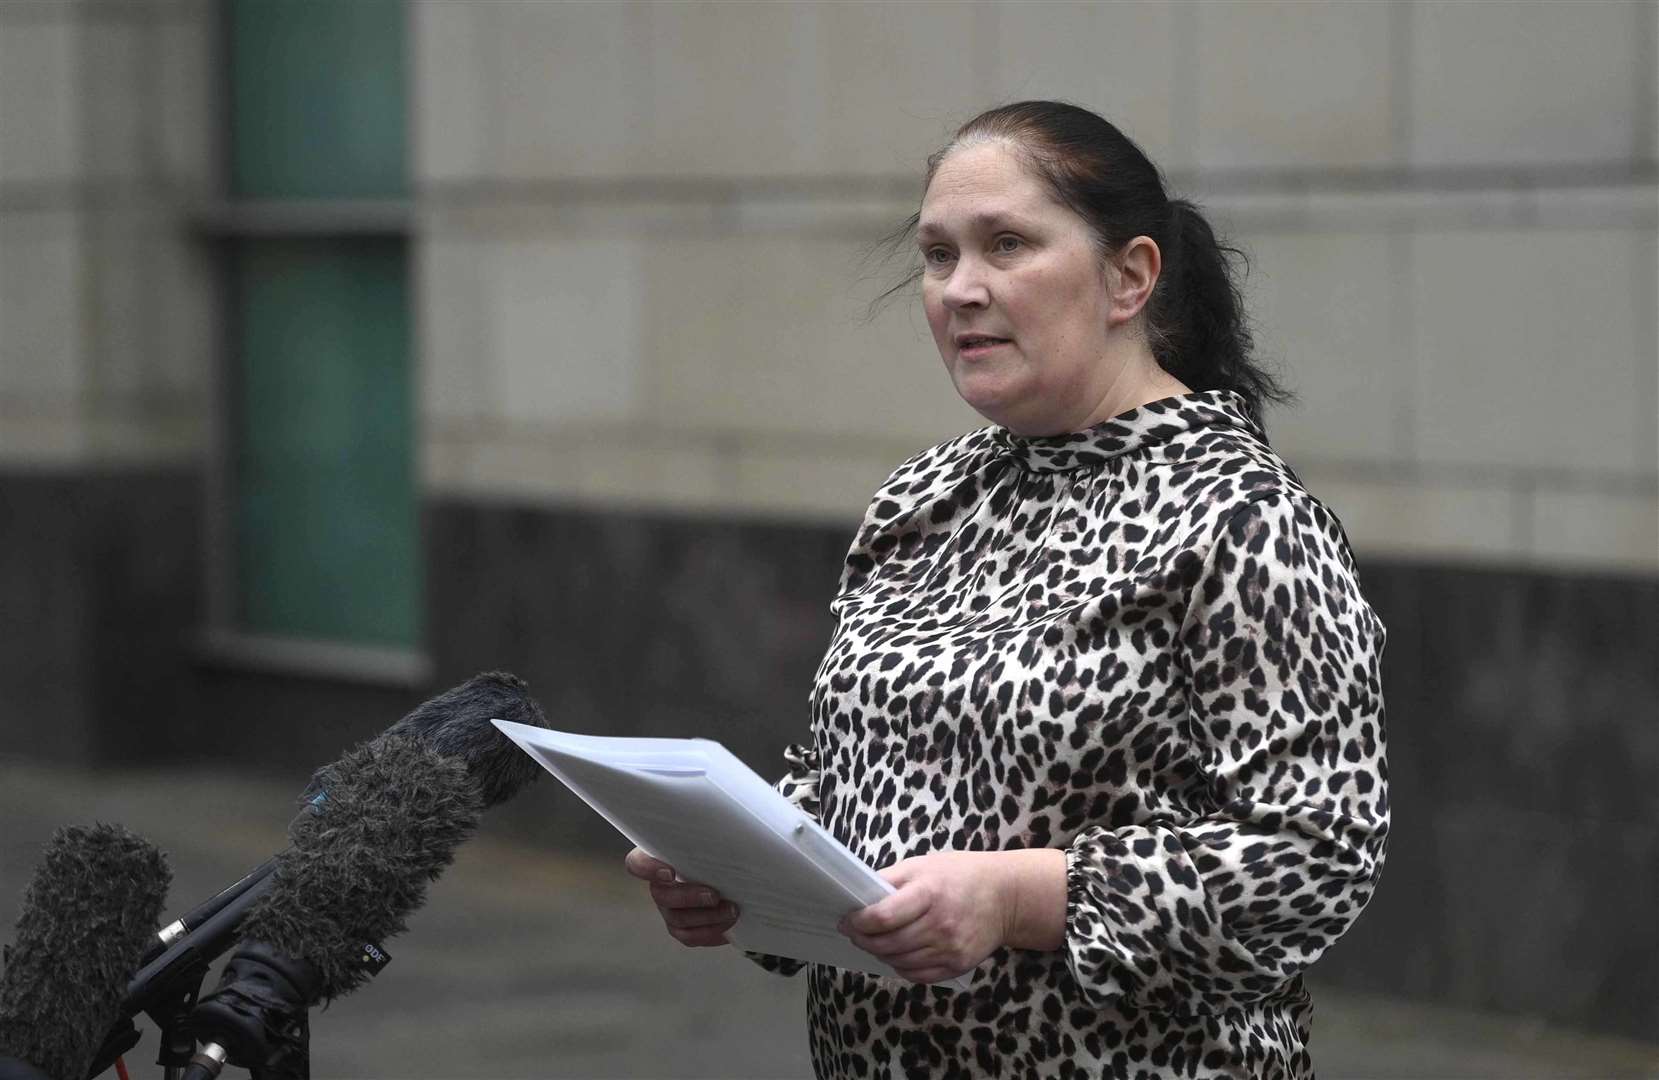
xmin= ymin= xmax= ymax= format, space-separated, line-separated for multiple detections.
xmin=86 ymin=865 xmax=279 ymax=1080
xmin=96 ymin=800 xmax=316 ymax=1079
xmin=175 ymin=938 xmax=331 ymax=1080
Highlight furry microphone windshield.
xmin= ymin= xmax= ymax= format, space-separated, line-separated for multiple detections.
xmin=143 ymin=669 xmax=548 ymax=988
xmin=0 ymin=824 xmax=171 ymax=1080
xmin=183 ymin=736 xmax=483 ymax=1075
xmin=325 ymin=670 xmax=547 ymax=810
xmin=239 ymin=733 xmax=484 ymax=1002
xmin=182 ymin=673 xmax=546 ymax=1076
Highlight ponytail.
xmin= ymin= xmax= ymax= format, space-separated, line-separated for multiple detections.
xmin=1149 ymin=199 xmax=1287 ymax=420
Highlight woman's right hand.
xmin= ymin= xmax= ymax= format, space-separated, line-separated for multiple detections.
xmin=624 ymin=847 xmax=740 ymax=947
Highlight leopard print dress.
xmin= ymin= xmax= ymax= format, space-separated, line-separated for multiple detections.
xmin=754 ymin=390 xmax=1389 ymax=1079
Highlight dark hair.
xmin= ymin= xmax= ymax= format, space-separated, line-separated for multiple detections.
xmin=874 ymin=100 xmax=1290 ymax=419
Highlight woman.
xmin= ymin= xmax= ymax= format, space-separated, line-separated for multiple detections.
xmin=626 ymin=101 xmax=1388 ymax=1079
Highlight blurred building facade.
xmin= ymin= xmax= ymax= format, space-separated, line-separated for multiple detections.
xmin=1 ymin=0 xmax=1655 ymax=1045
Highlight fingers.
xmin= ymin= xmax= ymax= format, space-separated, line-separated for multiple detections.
xmin=624 ymin=850 xmax=729 ymax=907
xmin=843 ymin=919 xmax=932 ymax=959
xmin=623 ymin=847 xmax=676 ymax=883
xmin=881 ymin=940 xmax=963 ymax=984
xmin=842 ymin=879 xmax=932 ymax=937
xmin=884 ymin=940 xmax=966 ymax=985
xmin=666 ymin=921 xmax=735 ymax=947
xmin=880 ymin=858 xmax=924 ymax=889
xmin=622 ymin=849 xmax=738 ymax=949
xmin=661 ymin=899 xmax=739 ymax=948
xmin=662 ymin=901 xmax=739 ymax=931
xmin=651 ymin=880 xmax=729 ymax=910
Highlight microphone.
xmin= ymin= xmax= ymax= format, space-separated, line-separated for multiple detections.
xmin=371 ymin=670 xmax=547 ymax=809
xmin=174 ymin=671 xmax=548 ymax=1078
xmin=0 ymin=824 xmax=171 ymax=1080
xmin=123 ymin=671 xmax=548 ymax=1021
xmin=182 ymin=735 xmax=481 ymax=1078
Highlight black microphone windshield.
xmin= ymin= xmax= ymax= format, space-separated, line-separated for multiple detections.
xmin=144 ymin=670 xmax=546 ymax=988
xmin=181 ymin=673 xmax=542 ymax=1070
xmin=239 ymin=732 xmax=484 ymax=1002
xmin=0 ymin=824 xmax=171 ymax=1080
xmin=343 ymin=670 xmax=547 ymax=809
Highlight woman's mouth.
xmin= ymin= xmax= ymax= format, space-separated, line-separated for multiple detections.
xmin=956 ymin=335 xmax=1011 ymax=359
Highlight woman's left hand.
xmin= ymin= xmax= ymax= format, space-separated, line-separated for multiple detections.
xmin=837 ymin=851 xmax=1015 ymax=985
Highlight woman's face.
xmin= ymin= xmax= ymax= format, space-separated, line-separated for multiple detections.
xmin=918 ymin=140 xmax=1125 ymax=436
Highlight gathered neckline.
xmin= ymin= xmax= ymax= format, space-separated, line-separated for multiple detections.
xmin=987 ymin=389 xmax=1263 ymax=473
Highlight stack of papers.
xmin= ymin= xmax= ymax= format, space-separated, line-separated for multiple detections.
xmin=492 ymin=721 xmax=970 ymax=989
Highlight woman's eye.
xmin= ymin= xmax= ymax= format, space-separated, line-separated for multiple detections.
xmin=994 ymin=235 xmax=1022 ymax=253
xmin=924 ymin=247 xmax=954 ymax=266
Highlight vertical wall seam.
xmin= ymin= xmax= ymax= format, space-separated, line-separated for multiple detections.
xmin=972 ymin=0 xmax=998 ymax=113
xmin=138 ymin=12 xmax=160 ymax=184
xmin=478 ymin=2 xmax=505 ymax=199
xmin=70 ymin=6 xmax=102 ymax=426
xmin=1636 ymin=0 xmax=1659 ymax=502
xmin=1391 ymin=230 xmax=1416 ymax=469
xmin=1390 ymin=0 xmax=1414 ymax=168
xmin=1513 ymin=473 xmax=1535 ymax=566
xmin=203 ymin=0 xmax=232 ymax=632
xmin=1634 ymin=0 xmax=1657 ymax=165
xmin=469 ymin=5 xmax=505 ymax=447
xmin=1635 ymin=227 xmax=1659 ymax=476
xmin=627 ymin=0 xmax=655 ymax=179
xmin=137 ymin=13 xmax=163 ymax=432
xmin=1171 ymin=0 xmax=1198 ymax=173
xmin=1398 ymin=230 xmax=1421 ymax=473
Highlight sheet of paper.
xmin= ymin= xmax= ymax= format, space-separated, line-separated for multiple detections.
xmin=492 ymin=720 xmax=970 ymax=990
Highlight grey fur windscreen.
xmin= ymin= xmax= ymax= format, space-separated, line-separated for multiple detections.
xmin=0 ymin=824 xmax=172 ymax=1080
xmin=241 ymin=733 xmax=484 ymax=1000
xmin=374 ymin=670 xmax=548 ymax=808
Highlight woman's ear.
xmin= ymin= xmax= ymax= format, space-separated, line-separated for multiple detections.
xmin=1106 ymin=236 xmax=1160 ymax=329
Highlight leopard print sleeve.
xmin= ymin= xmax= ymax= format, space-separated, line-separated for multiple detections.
xmin=1063 ymin=492 xmax=1389 ymax=1013
xmin=775 ymin=740 xmax=822 ymax=819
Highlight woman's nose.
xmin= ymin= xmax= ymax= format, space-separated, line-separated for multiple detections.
xmin=941 ymin=259 xmax=989 ymax=310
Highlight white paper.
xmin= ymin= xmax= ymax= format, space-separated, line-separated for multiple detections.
xmin=492 ymin=720 xmax=970 ymax=990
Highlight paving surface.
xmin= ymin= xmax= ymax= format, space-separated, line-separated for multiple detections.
xmin=0 ymin=760 xmax=1654 ymax=1080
